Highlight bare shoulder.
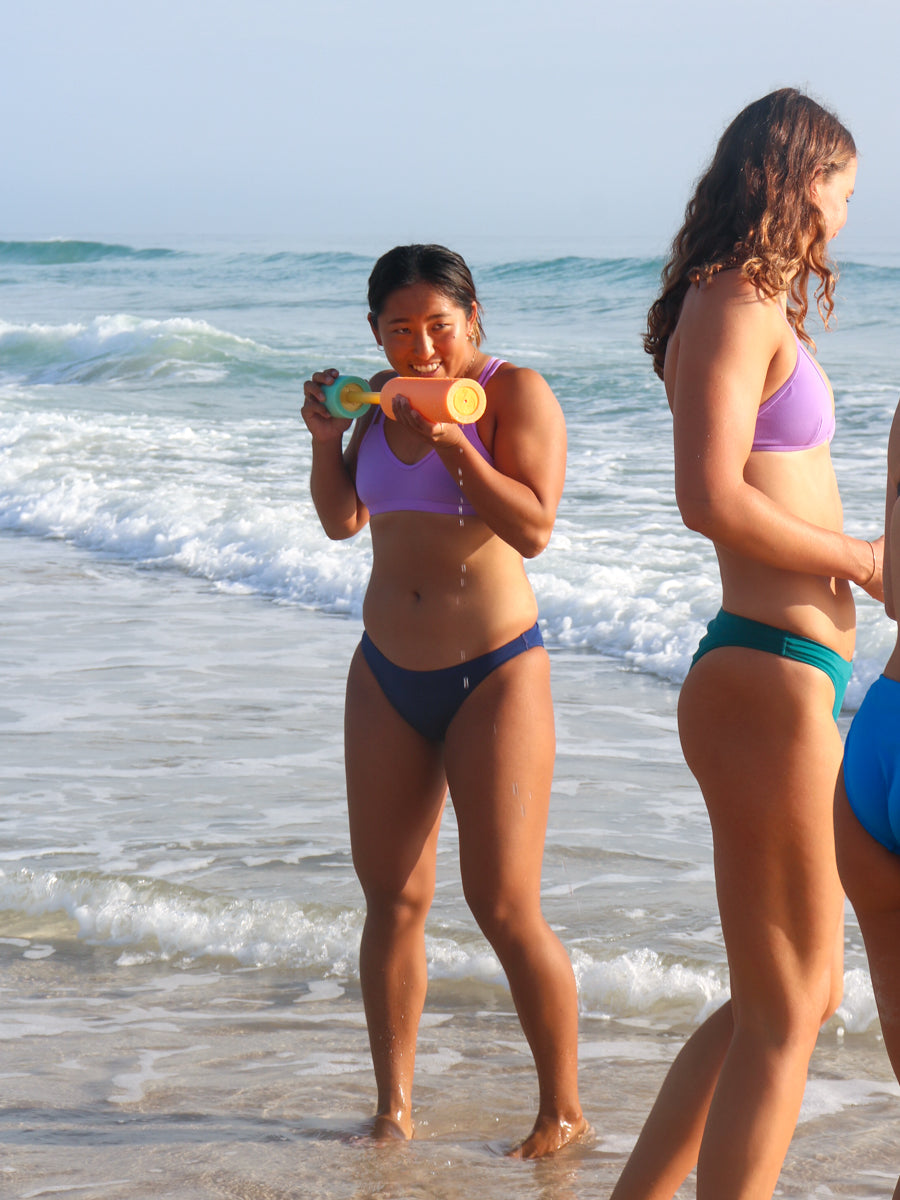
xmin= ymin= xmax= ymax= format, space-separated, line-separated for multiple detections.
xmin=678 ymin=269 xmax=783 ymax=338
xmin=669 ymin=271 xmax=785 ymax=385
xmin=484 ymin=361 xmax=560 ymax=414
xmin=666 ymin=271 xmax=788 ymax=413
xmin=369 ymin=368 xmax=397 ymax=390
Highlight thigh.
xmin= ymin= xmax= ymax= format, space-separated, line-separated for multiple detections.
xmin=443 ymin=646 xmax=555 ymax=906
xmin=679 ymin=649 xmax=845 ymax=1016
xmin=345 ymin=645 xmax=448 ymax=903
xmin=836 ymin=777 xmax=900 ymax=1078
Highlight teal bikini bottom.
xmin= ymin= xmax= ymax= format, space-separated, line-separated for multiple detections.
xmin=691 ymin=609 xmax=852 ymax=720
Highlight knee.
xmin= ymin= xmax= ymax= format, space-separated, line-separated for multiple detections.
xmin=735 ymin=976 xmax=839 ymax=1052
xmin=362 ymin=877 xmax=433 ymax=932
xmin=463 ymin=883 xmax=538 ymax=951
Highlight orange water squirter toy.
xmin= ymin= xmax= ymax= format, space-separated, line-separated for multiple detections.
xmin=322 ymin=375 xmax=486 ymax=425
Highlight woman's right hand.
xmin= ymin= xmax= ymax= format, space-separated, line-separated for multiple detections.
xmin=301 ymin=369 xmax=353 ymax=443
xmin=859 ymin=534 xmax=885 ymax=602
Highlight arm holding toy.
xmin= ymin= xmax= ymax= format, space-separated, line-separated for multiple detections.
xmin=393 ymin=364 xmax=566 ymax=559
xmin=302 ymin=367 xmax=372 ymax=540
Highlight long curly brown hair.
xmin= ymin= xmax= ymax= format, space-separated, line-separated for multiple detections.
xmin=645 ymin=88 xmax=856 ymax=379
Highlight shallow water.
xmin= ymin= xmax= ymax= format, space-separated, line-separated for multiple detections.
xmin=3 ymin=239 xmax=900 ymax=1196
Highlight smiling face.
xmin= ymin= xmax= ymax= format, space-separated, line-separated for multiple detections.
xmin=369 ymin=282 xmax=478 ymax=379
xmin=811 ymin=157 xmax=857 ymax=241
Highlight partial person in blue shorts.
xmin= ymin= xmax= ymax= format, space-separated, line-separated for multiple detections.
xmin=836 ymin=396 xmax=900 ymax=1200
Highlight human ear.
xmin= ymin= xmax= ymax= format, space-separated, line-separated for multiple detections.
xmin=467 ymin=304 xmax=480 ymax=344
xmin=367 ymin=312 xmax=382 ymax=349
xmin=810 ymin=168 xmax=824 ymax=208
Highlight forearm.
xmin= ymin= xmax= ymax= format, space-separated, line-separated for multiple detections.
xmin=435 ymin=438 xmax=557 ymax=558
xmin=680 ymin=480 xmax=874 ymax=585
xmin=309 ymin=439 xmax=367 ymax=540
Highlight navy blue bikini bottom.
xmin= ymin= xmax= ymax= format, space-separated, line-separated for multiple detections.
xmin=360 ymin=622 xmax=543 ymax=741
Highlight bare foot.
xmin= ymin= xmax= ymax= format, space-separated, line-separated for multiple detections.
xmin=371 ymin=1112 xmax=413 ymax=1143
xmin=508 ymin=1113 xmax=592 ymax=1159
xmin=348 ymin=1112 xmax=413 ymax=1147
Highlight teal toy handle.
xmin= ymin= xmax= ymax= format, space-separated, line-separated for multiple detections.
xmin=321 ymin=375 xmax=379 ymax=420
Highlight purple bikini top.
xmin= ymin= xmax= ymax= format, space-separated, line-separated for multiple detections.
xmin=751 ymin=330 xmax=835 ymax=452
xmin=355 ymin=357 xmax=505 ymax=516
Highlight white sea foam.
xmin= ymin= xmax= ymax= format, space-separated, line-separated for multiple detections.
xmin=798 ymin=1076 xmax=900 ymax=1124
xmin=575 ymin=946 xmax=729 ymax=1023
xmin=6 ymin=398 xmax=886 ymax=690
xmin=0 ymin=867 xmax=884 ymax=1035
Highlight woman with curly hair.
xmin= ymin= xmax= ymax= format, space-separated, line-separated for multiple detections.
xmin=611 ymin=89 xmax=883 ymax=1199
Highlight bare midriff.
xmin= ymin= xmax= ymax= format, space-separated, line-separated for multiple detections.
xmin=363 ymin=511 xmax=539 ymax=669
xmin=719 ymin=440 xmax=855 ymax=657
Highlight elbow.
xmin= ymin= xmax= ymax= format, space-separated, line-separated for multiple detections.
xmin=517 ymin=519 xmax=554 ymax=559
xmin=318 ymin=511 xmax=366 ymax=541
xmin=524 ymin=532 xmax=552 ymax=559
xmin=312 ymin=493 xmax=369 ymax=541
xmin=677 ymin=497 xmax=714 ymax=538
xmin=500 ymin=525 xmax=548 ymax=559
xmin=323 ymin=516 xmax=365 ymax=542
xmin=675 ymin=487 xmax=724 ymax=540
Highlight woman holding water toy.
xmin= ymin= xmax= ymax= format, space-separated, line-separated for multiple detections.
xmin=300 ymin=244 xmax=586 ymax=1157
xmin=611 ymin=90 xmax=883 ymax=1199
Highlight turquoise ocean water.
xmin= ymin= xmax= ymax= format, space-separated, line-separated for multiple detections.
xmin=2 ymin=238 xmax=899 ymax=1197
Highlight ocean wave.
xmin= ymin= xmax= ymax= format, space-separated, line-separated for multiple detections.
xmin=575 ymin=946 xmax=728 ymax=1023
xmin=0 ymin=239 xmax=177 ymax=265
xmin=481 ymin=255 xmax=662 ymax=288
xmin=841 ymin=259 xmax=900 ymax=283
xmin=0 ymin=314 xmax=288 ymax=387
xmin=0 ymin=866 xmax=361 ymax=973
xmin=0 ymin=400 xmax=708 ymax=666
xmin=0 ymin=399 xmax=892 ymax=697
xmin=258 ymin=249 xmax=372 ymax=270
xmin=0 ymin=867 xmax=881 ymax=1032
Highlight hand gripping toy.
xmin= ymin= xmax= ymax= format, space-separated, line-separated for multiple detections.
xmin=322 ymin=375 xmax=486 ymax=425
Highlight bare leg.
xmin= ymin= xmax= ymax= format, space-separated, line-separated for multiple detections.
xmin=610 ymin=1004 xmax=733 ymax=1199
xmin=345 ymin=647 xmax=448 ymax=1140
xmin=836 ymin=773 xmax=900 ymax=1199
xmin=612 ymin=649 xmax=845 ymax=1199
xmin=445 ymin=646 xmax=588 ymax=1158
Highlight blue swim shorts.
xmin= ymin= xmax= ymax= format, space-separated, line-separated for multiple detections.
xmin=843 ymin=674 xmax=900 ymax=855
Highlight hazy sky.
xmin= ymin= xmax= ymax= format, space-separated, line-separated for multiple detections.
xmin=4 ymin=0 xmax=897 ymax=257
